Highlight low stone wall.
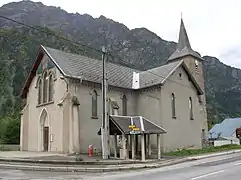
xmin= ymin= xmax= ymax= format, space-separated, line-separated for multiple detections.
xmin=0 ymin=144 xmax=20 ymax=151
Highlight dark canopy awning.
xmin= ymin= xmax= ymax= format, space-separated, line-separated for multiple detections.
xmin=98 ymin=115 xmax=167 ymax=135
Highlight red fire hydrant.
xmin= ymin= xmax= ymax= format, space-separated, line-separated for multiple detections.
xmin=89 ymin=145 xmax=93 ymax=157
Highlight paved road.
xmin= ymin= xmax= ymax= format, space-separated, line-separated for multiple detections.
xmin=1 ymin=153 xmax=241 ymax=180
xmin=93 ymin=156 xmax=241 ymax=180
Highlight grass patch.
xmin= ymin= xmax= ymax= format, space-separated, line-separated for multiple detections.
xmin=164 ymin=144 xmax=241 ymax=157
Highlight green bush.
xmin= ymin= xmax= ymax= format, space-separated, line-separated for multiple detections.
xmin=0 ymin=113 xmax=20 ymax=145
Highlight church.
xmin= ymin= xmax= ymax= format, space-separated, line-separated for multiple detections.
xmin=19 ymin=18 xmax=208 ymax=156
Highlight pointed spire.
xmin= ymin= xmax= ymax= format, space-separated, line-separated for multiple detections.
xmin=177 ymin=18 xmax=192 ymax=51
xmin=167 ymin=18 xmax=203 ymax=62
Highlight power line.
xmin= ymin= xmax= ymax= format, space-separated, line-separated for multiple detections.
xmin=0 ymin=15 xmax=104 ymax=54
xmin=0 ymin=15 xmax=213 ymax=93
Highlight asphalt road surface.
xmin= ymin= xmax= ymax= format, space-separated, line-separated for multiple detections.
xmin=94 ymin=156 xmax=241 ymax=180
xmin=1 ymin=153 xmax=241 ymax=180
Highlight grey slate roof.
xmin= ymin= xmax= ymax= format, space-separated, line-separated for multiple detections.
xmin=139 ymin=61 xmax=182 ymax=88
xmin=42 ymin=46 xmax=188 ymax=90
xmin=43 ymin=46 xmax=141 ymax=89
xmin=208 ymin=118 xmax=241 ymax=139
xmin=168 ymin=19 xmax=203 ymax=62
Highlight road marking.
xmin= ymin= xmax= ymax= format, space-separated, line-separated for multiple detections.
xmin=191 ymin=170 xmax=225 ymax=180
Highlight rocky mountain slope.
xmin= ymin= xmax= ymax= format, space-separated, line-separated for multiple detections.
xmin=1 ymin=0 xmax=241 ymax=127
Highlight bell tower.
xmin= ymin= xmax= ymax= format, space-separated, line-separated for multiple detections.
xmin=167 ymin=18 xmax=208 ymax=143
xmin=167 ymin=18 xmax=205 ymax=91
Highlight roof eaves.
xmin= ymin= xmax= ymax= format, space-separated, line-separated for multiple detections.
xmin=65 ymin=74 xmax=82 ymax=80
xmin=168 ymin=52 xmax=204 ymax=62
xmin=80 ymin=79 xmax=134 ymax=90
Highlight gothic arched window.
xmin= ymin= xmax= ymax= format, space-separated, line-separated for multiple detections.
xmin=43 ymin=72 xmax=48 ymax=103
xmin=48 ymin=75 xmax=53 ymax=102
xmin=92 ymin=90 xmax=97 ymax=117
xmin=38 ymin=79 xmax=42 ymax=104
xmin=189 ymin=97 xmax=193 ymax=120
xmin=171 ymin=93 xmax=176 ymax=117
xmin=122 ymin=95 xmax=127 ymax=116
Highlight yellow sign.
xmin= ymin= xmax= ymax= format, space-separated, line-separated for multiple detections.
xmin=129 ymin=124 xmax=140 ymax=132
xmin=128 ymin=125 xmax=135 ymax=129
xmin=133 ymin=127 xmax=140 ymax=131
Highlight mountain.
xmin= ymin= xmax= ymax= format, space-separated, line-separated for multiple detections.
xmin=1 ymin=0 xmax=241 ymax=127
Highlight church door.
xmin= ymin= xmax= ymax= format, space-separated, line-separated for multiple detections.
xmin=43 ymin=127 xmax=49 ymax=151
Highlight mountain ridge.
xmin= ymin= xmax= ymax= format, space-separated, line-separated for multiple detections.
xmin=1 ymin=0 xmax=241 ymax=127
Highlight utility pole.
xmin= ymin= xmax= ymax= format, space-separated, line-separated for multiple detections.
xmin=101 ymin=46 xmax=110 ymax=159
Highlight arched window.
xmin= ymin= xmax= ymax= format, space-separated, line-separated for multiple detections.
xmin=48 ymin=75 xmax=53 ymax=102
xmin=171 ymin=93 xmax=176 ymax=117
xmin=189 ymin=97 xmax=193 ymax=120
xmin=122 ymin=95 xmax=127 ymax=116
xmin=43 ymin=72 xmax=48 ymax=103
xmin=38 ymin=79 xmax=42 ymax=104
xmin=92 ymin=90 xmax=97 ymax=117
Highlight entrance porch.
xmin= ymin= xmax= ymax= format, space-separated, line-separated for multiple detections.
xmin=98 ymin=115 xmax=167 ymax=161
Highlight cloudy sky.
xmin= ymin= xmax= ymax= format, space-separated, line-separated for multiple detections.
xmin=1 ymin=0 xmax=241 ymax=68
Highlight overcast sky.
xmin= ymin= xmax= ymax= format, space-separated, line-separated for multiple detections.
xmin=1 ymin=0 xmax=241 ymax=68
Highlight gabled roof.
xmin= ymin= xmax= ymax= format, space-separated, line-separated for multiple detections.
xmin=208 ymin=118 xmax=241 ymax=139
xmin=139 ymin=60 xmax=203 ymax=95
xmin=20 ymin=45 xmax=140 ymax=98
xmin=98 ymin=115 xmax=167 ymax=135
xmin=139 ymin=61 xmax=181 ymax=87
xmin=20 ymin=45 xmax=203 ymax=98
xmin=43 ymin=46 xmax=141 ymax=88
xmin=167 ymin=18 xmax=203 ymax=62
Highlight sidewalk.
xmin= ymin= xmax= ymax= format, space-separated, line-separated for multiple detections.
xmin=0 ymin=151 xmax=169 ymax=165
xmin=0 ymin=158 xmax=188 ymax=173
xmin=0 ymin=149 xmax=240 ymax=172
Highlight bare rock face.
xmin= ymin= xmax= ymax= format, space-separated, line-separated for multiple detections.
xmin=1 ymin=0 xmax=241 ymax=124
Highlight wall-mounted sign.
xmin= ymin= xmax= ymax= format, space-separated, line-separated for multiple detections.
xmin=129 ymin=124 xmax=141 ymax=134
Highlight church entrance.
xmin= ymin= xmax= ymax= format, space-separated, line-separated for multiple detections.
xmin=43 ymin=127 xmax=49 ymax=151
xmin=40 ymin=109 xmax=50 ymax=152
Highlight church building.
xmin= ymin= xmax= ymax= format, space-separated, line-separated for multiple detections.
xmin=20 ymin=19 xmax=208 ymax=155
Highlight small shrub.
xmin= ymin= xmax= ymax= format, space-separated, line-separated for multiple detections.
xmin=0 ymin=113 xmax=20 ymax=145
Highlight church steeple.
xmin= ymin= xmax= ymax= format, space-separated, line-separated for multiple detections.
xmin=177 ymin=18 xmax=191 ymax=51
xmin=167 ymin=18 xmax=203 ymax=62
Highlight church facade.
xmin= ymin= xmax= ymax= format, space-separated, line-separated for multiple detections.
xmin=20 ymin=19 xmax=208 ymax=154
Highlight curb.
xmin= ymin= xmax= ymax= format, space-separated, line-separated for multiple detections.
xmin=0 ymin=158 xmax=193 ymax=173
xmin=0 ymin=158 xmax=161 ymax=165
